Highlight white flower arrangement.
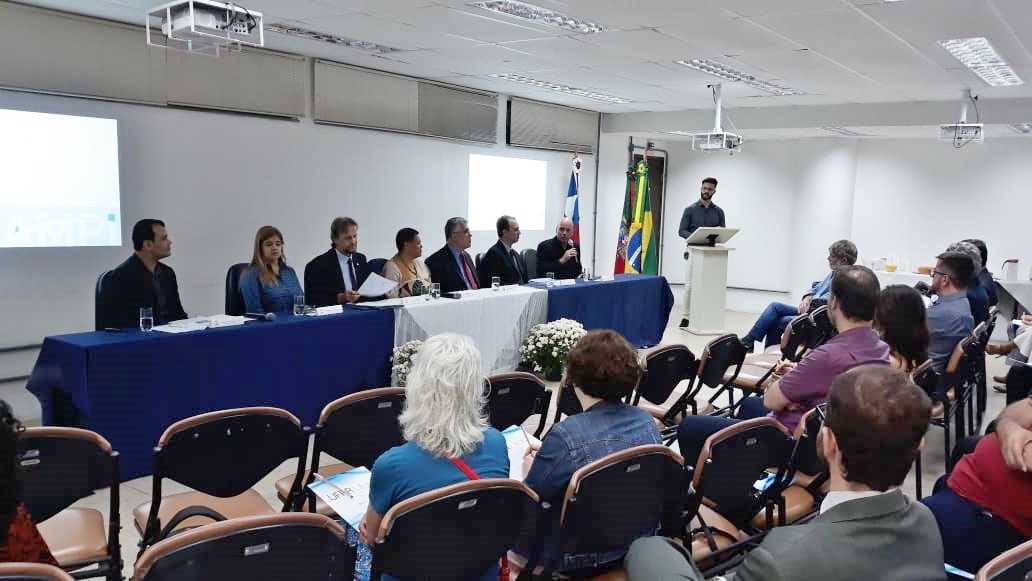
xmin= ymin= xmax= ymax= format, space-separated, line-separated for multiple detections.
xmin=391 ymin=339 xmax=423 ymax=387
xmin=519 ymin=318 xmax=587 ymax=379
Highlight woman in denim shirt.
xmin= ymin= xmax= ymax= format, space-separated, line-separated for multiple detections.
xmin=238 ymin=226 xmax=303 ymax=315
xmin=518 ymin=330 xmax=661 ymax=574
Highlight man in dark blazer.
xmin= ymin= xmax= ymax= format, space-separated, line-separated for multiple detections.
xmin=536 ymin=217 xmax=582 ymax=280
xmin=425 ymin=217 xmax=480 ymax=294
xmin=625 ymin=365 xmax=944 ymax=581
xmin=304 ymin=217 xmax=372 ymax=307
xmin=478 ymin=215 xmax=526 ymax=288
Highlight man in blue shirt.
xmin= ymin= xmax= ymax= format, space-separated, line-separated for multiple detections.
xmin=927 ymin=250 xmax=976 ymax=373
xmin=425 ymin=217 xmax=480 ymax=294
xmin=740 ymin=240 xmax=858 ymax=352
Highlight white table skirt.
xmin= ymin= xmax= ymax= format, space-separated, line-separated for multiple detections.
xmin=874 ymin=270 xmax=928 ymax=289
xmin=393 ymin=285 xmax=548 ymax=376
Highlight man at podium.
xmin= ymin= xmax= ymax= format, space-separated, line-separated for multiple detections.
xmin=679 ymin=177 xmax=726 ymax=328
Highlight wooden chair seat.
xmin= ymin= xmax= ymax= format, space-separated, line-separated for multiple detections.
xmin=37 ymin=508 xmax=108 ymax=568
xmin=134 ymin=489 xmax=274 ymax=536
xmin=275 ymin=462 xmax=353 ymax=515
xmin=763 ymin=344 xmax=781 ymax=355
xmin=723 ymin=364 xmax=772 ymax=391
xmin=749 ymin=485 xmax=817 ymax=529
xmin=689 ymin=505 xmax=742 ymax=563
xmin=744 ymin=353 xmax=780 ymax=368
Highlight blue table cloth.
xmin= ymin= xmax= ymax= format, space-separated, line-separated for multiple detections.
xmin=27 ymin=308 xmax=395 ymax=479
xmin=544 ymin=274 xmax=674 ymax=347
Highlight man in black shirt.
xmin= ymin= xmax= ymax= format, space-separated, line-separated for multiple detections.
xmin=97 ymin=219 xmax=187 ymax=329
xmin=536 ymin=218 xmax=582 ymax=280
xmin=678 ymin=177 xmax=725 ymax=327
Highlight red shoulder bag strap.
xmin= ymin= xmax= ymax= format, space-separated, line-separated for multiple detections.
xmin=447 ymin=456 xmax=481 ymax=480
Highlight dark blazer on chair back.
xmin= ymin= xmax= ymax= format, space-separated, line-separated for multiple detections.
xmin=304 ymin=248 xmax=371 ymax=307
xmin=425 ymin=245 xmax=479 ymax=294
xmin=478 ymin=240 xmax=526 ymax=288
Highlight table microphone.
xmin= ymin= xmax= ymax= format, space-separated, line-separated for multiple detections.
xmin=244 ymin=312 xmax=276 ymax=321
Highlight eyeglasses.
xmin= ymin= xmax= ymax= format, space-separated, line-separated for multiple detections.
xmin=929 ymin=270 xmax=950 ymax=279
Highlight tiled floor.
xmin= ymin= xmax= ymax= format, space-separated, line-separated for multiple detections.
xmin=57 ymin=302 xmax=1011 ymax=580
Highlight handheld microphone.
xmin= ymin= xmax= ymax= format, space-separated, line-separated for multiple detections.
xmin=244 ymin=312 xmax=277 ymax=321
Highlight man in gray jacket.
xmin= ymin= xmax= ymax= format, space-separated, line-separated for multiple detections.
xmin=626 ymin=364 xmax=945 ymax=581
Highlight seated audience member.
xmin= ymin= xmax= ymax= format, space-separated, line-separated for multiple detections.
xmin=876 ymin=285 xmax=929 ymax=373
xmin=740 ymin=240 xmax=857 ymax=352
xmin=97 ymin=218 xmax=188 ymax=329
xmin=926 ymin=250 xmax=976 ymax=373
xmin=0 ymin=401 xmax=58 ymax=565
xmin=425 ymin=217 xmax=479 ymax=294
xmin=238 ymin=226 xmax=303 ymax=315
xmin=987 ymin=314 xmax=1032 ymax=403
xmin=678 ymin=266 xmax=890 ymax=462
xmin=359 ymin=334 xmax=509 ymax=581
xmin=923 ymin=395 xmax=1032 ymax=574
xmin=536 ymin=218 xmax=582 ymax=280
xmin=964 ymin=238 xmax=998 ymax=307
xmin=516 ymin=330 xmax=661 ymax=573
xmin=304 ymin=217 xmax=372 ymax=307
xmin=627 ymin=365 xmax=943 ymax=581
xmin=478 ymin=215 xmax=526 ymax=288
xmin=948 ymin=240 xmax=990 ymax=324
xmin=382 ymin=228 xmax=432 ymax=298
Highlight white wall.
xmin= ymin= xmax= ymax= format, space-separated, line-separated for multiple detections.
xmin=0 ymin=89 xmax=593 ymax=346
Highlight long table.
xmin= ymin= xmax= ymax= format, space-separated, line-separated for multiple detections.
xmin=543 ymin=274 xmax=674 ymax=347
xmin=27 ymin=308 xmax=395 ymax=479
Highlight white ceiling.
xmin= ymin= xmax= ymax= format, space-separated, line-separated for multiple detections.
xmin=13 ymin=0 xmax=1032 ymax=137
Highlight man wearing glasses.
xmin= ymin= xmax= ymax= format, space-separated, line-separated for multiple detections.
xmin=926 ymin=250 xmax=976 ymax=373
xmin=426 ymin=217 xmax=480 ymax=294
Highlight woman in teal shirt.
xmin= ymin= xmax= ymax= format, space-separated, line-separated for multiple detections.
xmin=238 ymin=226 xmax=303 ymax=315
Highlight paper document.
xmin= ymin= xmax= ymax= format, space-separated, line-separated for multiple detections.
xmin=358 ymin=273 xmax=399 ymax=297
xmin=307 ymin=467 xmax=372 ymax=529
xmin=502 ymin=425 xmax=541 ymax=482
xmin=153 ymin=317 xmax=210 ymax=334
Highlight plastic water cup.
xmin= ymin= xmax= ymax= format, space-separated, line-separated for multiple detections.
xmin=139 ymin=307 xmax=153 ymax=332
xmin=491 ymin=276 xmax=501 ymax=291
xmin=546 ymin=272 xmax=555 ymax=287
xmin=293 ymin=295 xmax=306 ymax=316
xmin=431 ymin=283 xmax=441 ymax=299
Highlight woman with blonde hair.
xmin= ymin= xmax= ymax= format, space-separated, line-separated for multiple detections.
xmin=359 ymin=333 xmax=509 ymax=580
xmin=238 ymin=226 xmax=303 ymax=314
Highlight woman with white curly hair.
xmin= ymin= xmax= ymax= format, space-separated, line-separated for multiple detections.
xmin=359 ymin=333 xmax=509 ymax=580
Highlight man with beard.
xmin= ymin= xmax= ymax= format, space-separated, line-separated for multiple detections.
xmin=926 ymin=250 xmax=975 ymax=374
xmin=678 ymin=177 xmax=725 ymax=327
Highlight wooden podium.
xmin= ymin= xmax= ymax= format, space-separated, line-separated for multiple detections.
xmin=680 ymin=227 xmax=738 ymax=335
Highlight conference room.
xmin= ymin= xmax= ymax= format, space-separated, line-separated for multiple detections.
xmin=1 ymin=0 xmax=1031 ymax=579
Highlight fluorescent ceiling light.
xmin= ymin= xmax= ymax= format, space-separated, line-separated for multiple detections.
xmin=489 ymin=73 xmax=632 ymax=104
xmin=1007 ymin=123 xmax=1032 ymax=134
xmin=265 ymin=23 xmax=400 ymax=53
xmin=938 ymin=37 xmax=1023 ymax=87
xmin=469 ymin=1 xmax=605 ymax=34
xmin=659 ymin=130 xmax=694 ymax=136
xmin=675 ymin=58 xmax=806 ymax=96
xmin=820 ymin=127 xmax=865 ymax=137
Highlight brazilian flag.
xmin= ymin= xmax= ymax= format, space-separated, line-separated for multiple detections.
xmin=622 ymin=159 xmax=658 ymax=275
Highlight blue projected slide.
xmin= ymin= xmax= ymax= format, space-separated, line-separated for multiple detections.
xmin=0 ymin=108 xmax=121 ymax=248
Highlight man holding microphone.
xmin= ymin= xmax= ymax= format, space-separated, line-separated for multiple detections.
xmin=536 ymin=217 xmax=582 ymax=279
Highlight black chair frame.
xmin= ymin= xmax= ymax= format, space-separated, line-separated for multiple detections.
xmin=486 ymin=373 xmax=551 ymax=438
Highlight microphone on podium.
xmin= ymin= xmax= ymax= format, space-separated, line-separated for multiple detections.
xmin=244 ymin=312 xmax=276 ymax=321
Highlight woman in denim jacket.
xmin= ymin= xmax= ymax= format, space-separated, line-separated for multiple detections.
xmin=518 ymin=329 xmax=661 ymax=574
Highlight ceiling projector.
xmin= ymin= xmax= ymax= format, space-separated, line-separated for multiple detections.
xmin=938 ymin=123 xmax=983 ymax=144
xmin=690 ymin=131 xmax=744 ymax=153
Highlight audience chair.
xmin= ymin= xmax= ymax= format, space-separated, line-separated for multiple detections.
xmin=551 ymin=382 xmax=584 ymax=425
xmin=632 ymin=345 xmax=699 ymax=427
xmin=133 ymin=513 xmax=353 ymax=581
xmin=747 ymin=314 xmax=815 ymax=366
xmin=807 ymin=306 xmax=836 ymax=349
xmin=223 ymin=263 xmax=248 ymax=316
xmin=92 ymin=271 xmax=113 ymax=330
xmin=686 ymin=418 xmax=795 ymax=568
xmin=974 ymin=538 xmax=1032 ymax=581
xmin=691 ymin=334 xmax=748 ymax=416
xmin=135 ymin=407 xmax=309 ymax=554
xmin=971 ymin=319 xmax=994 ymax=427
xmin=911 ymin=359 xmax=941 ymax=499
xmin=542 ymin=445 xmax=685 ymax=579
xmin=748 ymin=408 xmax=827 ymax=529
xmin=17 ymin=428 xmax=121 ymax=581
xmin=371 ymin=479 xmax=539 ymax=580
xmin=947 ymin=337 xmax=980 ymax=448
xmin=0 ymin=564 xmax=74 ymax=581
xmin=522 ymin=248 xmax=539 ymax=280
xmin=486 ymin=373 xmax=551 ymax=438
xmin=367 ymin=257 xmax=388 ymax=278
xmin=276 ymin=388 xmax=405 ymax=515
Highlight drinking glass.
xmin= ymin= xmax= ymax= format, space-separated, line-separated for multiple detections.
xmin=546 ymin=272 xmax=555 ymax=288
xmin=293 ymin=295 xmax=306 ymax=316
xmin=491 ymin=276 xmax=501 ymax=291
xmin=139 ymin=307 xmax=153 ymax=332
xmin=583 ymin=268 xmax=592 ymax=280
xmin=430 ymin=283 xmax=441 ymax=299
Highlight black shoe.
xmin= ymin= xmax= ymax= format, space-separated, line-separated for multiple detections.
xmin=739 ymin=336 xmax=755 ymax=354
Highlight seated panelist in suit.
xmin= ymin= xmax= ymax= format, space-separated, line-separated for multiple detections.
xmin=97 ymin=218 xmax=188 ymax=329
xmin=382 ymin=227 xmax=432 ymax=298
xmin=304 ymin=217 xmax=371 ymax=307
xmin=425 ymin=217 xmax=480 ymax=294
xmin=478 ymin=215 xmax=526 ymax=288
xmin=536 ymin=217 xmax=582 ymax=280
xmin=238 ymin=225 xmax=303 ymax=315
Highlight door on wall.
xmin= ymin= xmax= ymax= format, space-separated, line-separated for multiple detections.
xmin=632 ymin=153 xmax=666 ymax=271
